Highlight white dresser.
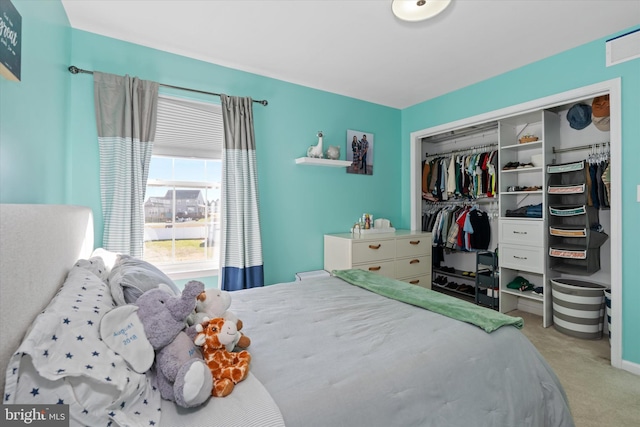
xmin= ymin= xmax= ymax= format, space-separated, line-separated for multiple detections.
xmin=324 ymin=230 xmax=432 ymax=289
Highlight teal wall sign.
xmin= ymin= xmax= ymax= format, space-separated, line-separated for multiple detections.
xmin=0 ymin=0 xmax=21 ymax=81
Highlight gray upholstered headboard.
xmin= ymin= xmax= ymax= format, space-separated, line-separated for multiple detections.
xmin=0 ymin=204 xmax=94 ymax=391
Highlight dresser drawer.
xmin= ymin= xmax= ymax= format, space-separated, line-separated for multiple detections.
xmin=396 ymin=236 xmax=430 ymax=258
xmin=353 ymin=260 xmax=395 ymax=278
xmin=500 ymin=244 xmax=544 ymax=273
xmin=399 ymin=274 xmax=432 ymax=289
xmin=352 ymin=240 xmax=395 ymax=263
xmin=500 ymin=220 xmax=544 ymax=246
xmin=395 ymin=255 xmax=430 ymax=279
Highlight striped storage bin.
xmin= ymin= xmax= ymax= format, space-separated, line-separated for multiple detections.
xmin=551 ymin=278 xmax=606 ymax=339
xmin=604 ymin=289 xmax=612 ymax=343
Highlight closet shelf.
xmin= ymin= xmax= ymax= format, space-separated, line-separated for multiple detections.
xmin=501 ymin=166 xmax=543 ymax=173
xmin=502 ymin=190 xmax=543 ymax=195
xmin=501 ymin=288 xmax=544 ymax=302
xmin=499 ymin=216 xmax=543 ymax=222
xmin=433 ymin=268 xmax=477 ymax=281
xmin=501 ymin=140 xmax=543 ymax=150
xmin=431 ymin=282 xmax=476 ymax=299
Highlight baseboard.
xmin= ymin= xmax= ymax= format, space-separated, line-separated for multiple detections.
xmin=620 ymin=359 xmax=640 ymax=376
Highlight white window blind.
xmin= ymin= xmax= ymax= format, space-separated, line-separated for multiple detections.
xmin=153 ymin=95 xmax=223 ymax=159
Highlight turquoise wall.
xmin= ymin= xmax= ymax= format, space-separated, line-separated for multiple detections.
xmin=1 ymin=0 xmax=637 ymax=367
xmin=0 ymin=0 xmax=70 ymax=204
xmin=400 ymin=26 xmax=640 ymax=366
xmin=67 ymin=31 xmax=401 ymax=286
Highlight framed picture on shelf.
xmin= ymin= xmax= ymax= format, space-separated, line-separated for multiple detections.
xmin=346 ymin=130 xmax=374 ymax=175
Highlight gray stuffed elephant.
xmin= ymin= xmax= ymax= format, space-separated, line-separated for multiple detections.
xmin=100 ymin=280 xmax=213 ymax=408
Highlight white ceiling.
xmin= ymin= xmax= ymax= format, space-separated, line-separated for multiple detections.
xmin=61 ymin=0 xmax=640 ymax=109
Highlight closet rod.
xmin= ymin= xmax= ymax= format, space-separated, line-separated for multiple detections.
xmin=425 ymin=142 xmax=497 ymax=159
xmin=552 ymin=142 xmax=609 ymax=154
xmin=68 ymin=66 xmax=269 ymax=106
xmin=423 ymin=197 xmax=497 ymax=206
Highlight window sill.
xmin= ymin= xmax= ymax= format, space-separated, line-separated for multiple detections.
xmin=157 ymin=263 xmax=218 ymax=281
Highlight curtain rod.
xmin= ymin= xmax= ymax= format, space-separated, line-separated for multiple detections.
xmin=552 ymin=142 xmax=609 ymax=154
xmin=425 ymin=142 xmax=497 ymax=159
xmin=68 ymin=66 xmax=268 ymax=106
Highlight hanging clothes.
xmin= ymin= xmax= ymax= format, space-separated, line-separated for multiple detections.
xmin=422 ymin=204 xmax=492 ymax=252
xmin=585 ymin=150 xmax=610 ymax=210
xmin=422 ymin=149 xmax=498 ymax=202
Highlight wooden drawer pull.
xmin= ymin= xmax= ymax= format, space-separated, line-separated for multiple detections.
xmin=409 ymin=240 xmax=421 ymax=245
xmin=369 ymin=244 xmax=381 ymax=249
xmin=368 ymin=266 xmax=381 ymax=271
xmin=410 ymin=259 xmax=420 ymax=264
xmin=409 ymin=279 xmax=419 ymax=284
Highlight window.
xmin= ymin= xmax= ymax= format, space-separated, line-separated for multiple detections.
xmin=143 ymin=95 xmax=223 ymax=278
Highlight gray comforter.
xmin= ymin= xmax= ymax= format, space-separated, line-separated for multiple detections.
xmin=230 ymin=275 xmax=575 ymax=427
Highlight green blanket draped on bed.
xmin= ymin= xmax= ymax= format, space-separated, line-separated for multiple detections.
xmin=332 ymin=269 xmax=523 ymax=333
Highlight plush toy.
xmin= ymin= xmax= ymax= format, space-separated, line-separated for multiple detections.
xmin=100 ymin=280 xmax=213 ymax=408
xmin=188 ymin=288 xmax=241 ymax=327
xmin=188 ymin=288 xmax=250 ymax=351
xmin=194 ymin=317 xmax=252 ymax=397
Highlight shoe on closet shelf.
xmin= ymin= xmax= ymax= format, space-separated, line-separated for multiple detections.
xmin=518 ymin=162 xmax=534 ymax=168
xmin=502 ymin=162 xmax=519 ymax=170
xmin=434 ymin=276 xmax=448 ymax=286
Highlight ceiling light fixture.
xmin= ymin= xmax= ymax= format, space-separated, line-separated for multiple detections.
xmin=391 ymin=0 xmax=452 ymax=22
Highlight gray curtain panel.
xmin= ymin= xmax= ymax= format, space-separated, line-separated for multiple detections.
xmin=93 ymin=71 xmax=159 ymax=258
xmin=219 ymin=95 xmax=264 ymax=290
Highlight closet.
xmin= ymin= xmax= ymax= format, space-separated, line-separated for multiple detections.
xmin=421 ymin=125 xmax=500 ymax=307
xmin=418 ymin=91 xmax=613 ymax=337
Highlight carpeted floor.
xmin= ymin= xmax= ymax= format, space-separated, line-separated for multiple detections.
xmin=513 ymin=310 xmax=640 ymax=427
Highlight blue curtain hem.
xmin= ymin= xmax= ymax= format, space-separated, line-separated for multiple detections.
xmin=221 ymin=265 xmax=264 ymax=291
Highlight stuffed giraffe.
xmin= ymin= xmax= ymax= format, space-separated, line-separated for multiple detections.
xmin=194 ymin=317 xmax=251 ymax=397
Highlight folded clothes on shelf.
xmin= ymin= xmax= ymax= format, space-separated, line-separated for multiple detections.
xmin=507 ymin=276 xmax=535 ymax=292
xmin=505 ymin=203 xmax=542 ymax=218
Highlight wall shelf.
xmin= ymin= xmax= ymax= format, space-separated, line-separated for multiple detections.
xmin=295 ymin=157 xmax=352 ymax=167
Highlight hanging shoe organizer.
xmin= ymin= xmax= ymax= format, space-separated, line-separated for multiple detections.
xmin=546 ymin=161 xmax=608 ymax=274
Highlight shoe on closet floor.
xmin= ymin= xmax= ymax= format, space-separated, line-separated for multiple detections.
xmin=434 ymin=276 xmax=448 ymax=286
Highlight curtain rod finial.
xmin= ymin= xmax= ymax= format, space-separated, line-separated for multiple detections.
xmin=68 ymin=66 xmax=79 ymax=74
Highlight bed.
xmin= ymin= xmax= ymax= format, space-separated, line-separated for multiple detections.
xmin=1 ymin=204 xmax=575 ymax=427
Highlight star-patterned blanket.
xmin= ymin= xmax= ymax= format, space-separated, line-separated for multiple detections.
xmin=4 ymin=259 xmax=161 ymax=427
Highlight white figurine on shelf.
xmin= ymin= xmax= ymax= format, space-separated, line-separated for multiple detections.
xmin=326 ymin=145 xmax=340 ymax=160
xmin=307 ymin=131 xmax=324 ymax=158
